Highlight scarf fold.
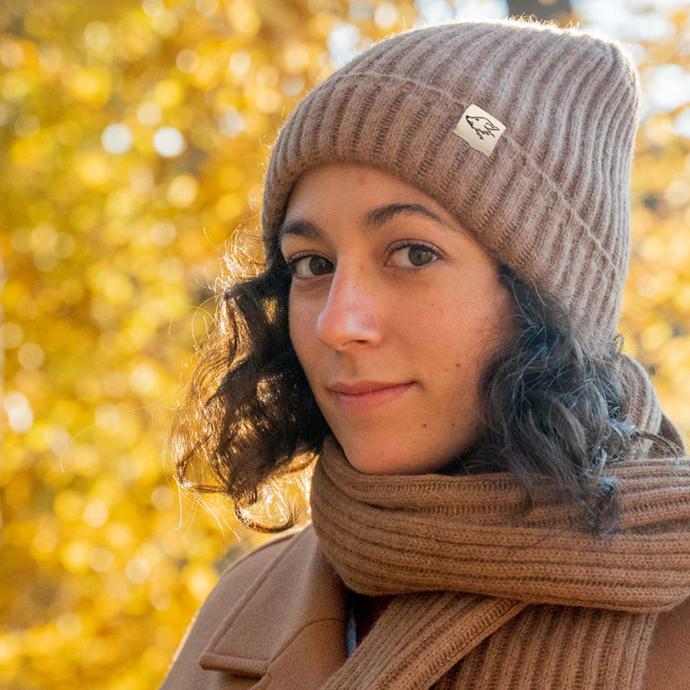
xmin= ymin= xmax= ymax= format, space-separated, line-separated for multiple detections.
xmin=309 ymin=353 xmax=690 ymax=689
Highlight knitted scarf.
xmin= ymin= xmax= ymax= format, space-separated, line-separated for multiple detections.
xmin=309 ymin=354 xmax=690 ymax=689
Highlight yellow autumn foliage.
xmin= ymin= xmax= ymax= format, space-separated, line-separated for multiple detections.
xmin=0 ymin=1 xmax=688 ymax=688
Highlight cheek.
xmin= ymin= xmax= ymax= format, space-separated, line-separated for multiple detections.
xmin=405 ymin=297 xmax=466 ymax=344
xmin=288 ymin=298 xmax=302 ymax=352
xmin=407 ymin=296 xmax=502 ymax=372
xmin=288 ymin=294 xmax=315 ymax=366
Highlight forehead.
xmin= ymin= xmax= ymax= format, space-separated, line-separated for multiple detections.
xmin=287 ymin=162 xmax=435 ymax=210
xmin=280 ymin=163 xmax=460 ymax=239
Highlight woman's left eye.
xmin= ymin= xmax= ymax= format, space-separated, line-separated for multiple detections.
xmin=388 ymin=242 xmax=441 ymax=268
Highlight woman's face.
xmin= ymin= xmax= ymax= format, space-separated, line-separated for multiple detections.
xmin=280 ymin=162 xmax=514 ymax=475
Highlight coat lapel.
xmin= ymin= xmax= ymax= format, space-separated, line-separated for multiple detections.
xmin=198 ymin=524 xmax=348 ymax=689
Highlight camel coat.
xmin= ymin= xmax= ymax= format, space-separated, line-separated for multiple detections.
xmin=159 ymin=524 xmax=690 ymax=689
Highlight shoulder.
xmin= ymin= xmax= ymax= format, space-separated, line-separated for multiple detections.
xmin=216 ymin=527 xmax=301 ymax=589
xmin=184 ymin=525 xmax=303 ymax=638
xmin=159 ymin=526 xmax=304 ymax=689
xmin=643 ymin=596 xmax=690 ymax=690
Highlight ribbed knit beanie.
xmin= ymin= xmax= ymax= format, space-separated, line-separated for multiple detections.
xmin=260 ymin=17 xmax=642 ymax=357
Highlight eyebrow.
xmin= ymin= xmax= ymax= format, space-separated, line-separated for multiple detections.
xmin=277 ymin=202 xmax=451 ymax=244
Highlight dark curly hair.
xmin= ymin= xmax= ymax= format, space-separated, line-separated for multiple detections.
xmin=170 ymin=238 xmax=683 ymax=536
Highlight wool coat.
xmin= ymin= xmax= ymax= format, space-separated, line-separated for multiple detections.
xmin=159 ymin=523 xmax=690 ymax=689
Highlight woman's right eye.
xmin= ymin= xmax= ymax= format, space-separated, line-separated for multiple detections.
xmin=286 ymin=254 xmax=334 ymax=279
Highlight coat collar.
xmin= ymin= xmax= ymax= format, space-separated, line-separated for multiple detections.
xmin=198 ymin=524 xmax=348 ymax=688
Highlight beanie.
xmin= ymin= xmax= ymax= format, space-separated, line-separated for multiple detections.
xmin=260 ymin=17 xmax=642 ymax=358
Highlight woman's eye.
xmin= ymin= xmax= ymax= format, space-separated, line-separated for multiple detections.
xmin=284 ymin=242 xmax=440 ymax=278
xmin=389 ymin=243 xmax=440 ymax=268
xmin=287 ymin=254 xmax=333 ymax=278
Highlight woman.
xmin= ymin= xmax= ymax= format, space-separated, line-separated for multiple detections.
xmin=161 ymin=17 xmax=690 ymax=690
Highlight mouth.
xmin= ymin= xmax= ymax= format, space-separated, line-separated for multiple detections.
xmin=327 ymin=381 xmax=415 ymax=413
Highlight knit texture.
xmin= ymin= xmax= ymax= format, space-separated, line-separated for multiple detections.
xmin=309 ymin=360 xmax=690 ymax=689
xmin=261 ymin=18 xmax=642 ymax=356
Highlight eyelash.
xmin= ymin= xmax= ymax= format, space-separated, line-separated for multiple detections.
xmin=284 ymin=240 xmax=443 ymax=279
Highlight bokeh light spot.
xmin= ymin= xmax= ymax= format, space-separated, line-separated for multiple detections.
xmin=167 ymin=174 xmax=198 ymax=208
xmin=228 ymin=50 xmax=251 ymax=78
xmin=0 ymin=322 xmax=24 ymax=349
xmin=0 ymin=39 xmax=24 ymax=68
xmin=137 ymin=100 xmax=162 ymax=126
xmin=176 ymin=48 xmax=199 ymax=74
xmin=130 ymin=363 xmax=158 ymax=395
xmin=218 ymin=108 xmax=244 ymax=137
xmin=374 ymin=2 xmax=399 ymax=29
xmin=83 ymin=500 xmax=109 ymax=528
xmin=101 ymin=123 xmax=133 ymax=155
xmin=3 ymin=391 xmax=33 ymax=433
xmin=126 ymin=556 xmax=151 ymax=584
xmin=153 ymin=127 xmax=185 ymax=157
xmin=150 ymin=221 xmax=176 ymax=246
xmin=17 ymin=342 xmax=45 ymax=370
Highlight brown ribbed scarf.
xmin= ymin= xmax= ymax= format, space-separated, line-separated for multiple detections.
xmin=309 ymin=354 xmax=690 ymax=689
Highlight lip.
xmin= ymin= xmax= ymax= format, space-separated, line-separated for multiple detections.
xmin=328 ymin=381 xmax=414 ymax=413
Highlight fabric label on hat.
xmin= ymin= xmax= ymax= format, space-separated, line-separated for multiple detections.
xmin=452 ymin=104 xmax=506 ymax=156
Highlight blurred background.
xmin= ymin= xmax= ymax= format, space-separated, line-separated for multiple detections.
xmin=1 ymin=0 xmax=689 ymax=687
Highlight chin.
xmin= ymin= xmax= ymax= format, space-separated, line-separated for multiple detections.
xmin=349 ymin=459 xmax=401 ymax=476
xmin=338 ymin=434 xmax=469 ymax=476
xmin=339 ymin=444 xmax=398 ymax=475
xmin=342 ymin=445 xmax=438 ymax=476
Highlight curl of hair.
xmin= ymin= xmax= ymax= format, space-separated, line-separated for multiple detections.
xmin=171 ymin=249 xmax=329 ymax=533
xmin=443 ymin=264 xmax=684 ymax=535
xmin=171 ymin=251 xmax=683 ymax=536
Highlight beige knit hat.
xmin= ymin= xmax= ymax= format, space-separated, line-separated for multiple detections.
xmin=260 ymin=17 xmax=642 ymax=357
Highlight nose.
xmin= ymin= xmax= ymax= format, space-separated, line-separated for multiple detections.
xmin=315 ymin=262 xmax=382 ymax=350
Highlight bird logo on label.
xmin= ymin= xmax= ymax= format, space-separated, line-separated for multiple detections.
xmin=465 ymin=115 xmax=501 ymax=141
xmin=452 ymin=104 xmax=506 ymax=156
